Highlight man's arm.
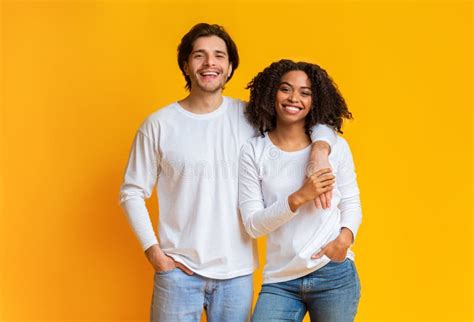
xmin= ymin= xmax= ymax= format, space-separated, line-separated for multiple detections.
xmin=308 ymin=124 xmax=337 ymax=208
xmin=119 ymin=129 xmax=160 ymax=251
xmin=312 ymin=138 xmax=362 ymax=261
xmin=119 ymin=124 xmax=192 ymax=274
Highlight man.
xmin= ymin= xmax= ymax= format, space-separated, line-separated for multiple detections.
xmin=119 ymin=23 xmax=336 ymax=322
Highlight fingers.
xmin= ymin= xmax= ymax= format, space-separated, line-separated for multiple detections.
xmin=313 ymin=173 xmax=334 ymax=209
xmin=316 ymin=179 xmax=335 ymax=189
xmin=175 ymin=262 xmax=194 ymax=275
xmin=312 ymin=168 xmax=332 ymax=177
xmin=312 ymin=180 xmax=333 ymax=209
xmin=313 ymin=241 xmax=347 ymax=262
xmin=326 ymin=190 xmax=332 ymax=208
xmin=314 ymin=196 xmax=322 ymax=209
xmin=309 ymin=169 xmax=334 ymax=208
xmin=312 ymin=245 xmax=327 ymax=259
xmin=320 ymin=192 xmax=328 ymax=209
xmin=309 ymin=174 xmax=334 ymax=189
xmin=311 ymin=172 xmax=335 ymax=182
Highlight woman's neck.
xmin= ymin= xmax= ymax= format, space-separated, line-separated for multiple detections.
xmin=269 ymin=121 xmax=311 ymax=152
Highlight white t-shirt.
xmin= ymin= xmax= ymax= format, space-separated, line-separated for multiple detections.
xmin=238 ymin=133 xmax=362 ymax=284
xmin=119 ymin=96 xmax=336 ymax=279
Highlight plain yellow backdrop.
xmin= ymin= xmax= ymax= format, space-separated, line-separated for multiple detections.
xmin=1 ymin=0 xmax=472 ymax=321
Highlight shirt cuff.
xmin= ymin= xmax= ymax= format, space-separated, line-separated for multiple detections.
xmin=340 ymin=222 xmax=360 ymax=243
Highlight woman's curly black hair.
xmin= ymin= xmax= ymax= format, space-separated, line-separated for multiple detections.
xmin=245 ymin=59 xmax=352 ymax=136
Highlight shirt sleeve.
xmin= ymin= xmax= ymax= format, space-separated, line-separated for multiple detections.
xmin=337 ymin=139 xmax=362 ymax=242
xmin=238 ymin=143 xmax=298 ymax=238
xmin=239 ymin=100 xmax=260 ymax=138
xmin=309 ymin=124 xmax=337 ymax=148
xmin=119 ymin=123 xmax=160 ymax=251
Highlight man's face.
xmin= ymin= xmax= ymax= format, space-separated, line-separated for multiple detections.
xmin=184 ymin=35 xmax=232 ymax=93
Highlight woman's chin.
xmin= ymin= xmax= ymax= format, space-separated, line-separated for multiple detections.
xmin=276 ymin=115 xmax=307 ymax=126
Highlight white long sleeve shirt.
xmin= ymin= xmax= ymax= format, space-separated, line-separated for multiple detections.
xmin=239 ymin=133 xmax=362 ymax=284
xmin=119 ymin=96 xmax=337 ymax=279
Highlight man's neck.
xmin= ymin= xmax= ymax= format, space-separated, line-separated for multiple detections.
xmin=178 ymin=89 xmax=224 ymax=114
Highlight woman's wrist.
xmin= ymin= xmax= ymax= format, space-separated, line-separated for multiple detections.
xmin=288 ymin=192 xmax=305 ymax=212
xmin=338 ymin=228 xmax=354 ymax=247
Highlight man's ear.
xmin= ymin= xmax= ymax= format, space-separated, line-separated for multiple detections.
xmin=184 ymin=62 xmax=189 ymax=76
xmin=227 ymin=64 xmax=233 ymax=79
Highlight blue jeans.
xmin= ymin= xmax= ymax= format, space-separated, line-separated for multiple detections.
xmin=150 ymin=268 xmax=253 ymax=322
xmin=252 ymin=259 xmax=361 ymax=322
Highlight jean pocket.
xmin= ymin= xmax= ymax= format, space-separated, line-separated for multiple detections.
xmin=156 ymin=268 xmax=179 ymax=275
xmin=327 ymin=257 xmax=348 ymax=265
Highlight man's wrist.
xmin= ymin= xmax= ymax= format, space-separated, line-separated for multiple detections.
xmin=311 ymin=141 xmax=331 ymax=155
xmin=145 ymin=244 xmax=163 ymax=260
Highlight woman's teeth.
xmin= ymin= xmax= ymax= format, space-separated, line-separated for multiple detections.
xmin=284 ymin=105 xmax=302 ymax=112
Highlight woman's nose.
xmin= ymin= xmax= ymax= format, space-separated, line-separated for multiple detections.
xmin=288 ymin=93 xmax=299 ymax=102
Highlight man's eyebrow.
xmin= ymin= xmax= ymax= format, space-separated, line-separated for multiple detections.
xmin=191 ymin=49 xmax=228 ymax=55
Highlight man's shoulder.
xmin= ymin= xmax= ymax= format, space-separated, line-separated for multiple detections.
xmin=224 ymin=96 xmax=247 ymax=110
xmin=224 ymin=96 xmax=246 ymax=105
xmin=146 ymin=101 xmax=179 ymax=121
xmin=137 ymin=102 xmax=179 ymax=135
xmin=330 ymin=135 xmax=352 ymax=157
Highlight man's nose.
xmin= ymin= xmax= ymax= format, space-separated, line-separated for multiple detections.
xmin=204 ymin=56 xmax=215 ymax=66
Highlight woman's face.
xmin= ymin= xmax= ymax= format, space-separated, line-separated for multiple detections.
xmin=275 ymin=70 xmax=313 ymax=126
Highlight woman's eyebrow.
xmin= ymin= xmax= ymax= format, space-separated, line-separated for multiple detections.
xmin=279 ymin=82 xmax=312 ymax=90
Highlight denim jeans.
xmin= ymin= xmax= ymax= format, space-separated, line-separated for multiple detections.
xmin=252 ymin=259 xmax=361 ymax=322
xmin=150 ymin=268 xmax=253 ymax=322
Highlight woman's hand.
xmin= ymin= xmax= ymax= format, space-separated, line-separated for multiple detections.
xmin=288 ymin=168 xmax=335 ymax=212
xmin=311 ymin=228 xmax=354 ymax=262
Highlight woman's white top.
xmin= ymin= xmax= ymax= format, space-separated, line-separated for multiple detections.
xmin=238 ymin=133 xmax=362 ymax=283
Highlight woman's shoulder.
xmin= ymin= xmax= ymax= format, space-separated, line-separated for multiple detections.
xmin=240 ymin=134 xmax=269 ymax=158
xmin=246 ymin=133 xmax=268 ymax=148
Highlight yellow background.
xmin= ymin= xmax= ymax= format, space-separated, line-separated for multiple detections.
xmin=1 ymin=0 xmax=472 ymax=321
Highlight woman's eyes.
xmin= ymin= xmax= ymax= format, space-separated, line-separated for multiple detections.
xmin=279 ymin=87 xmax=312 ymax=97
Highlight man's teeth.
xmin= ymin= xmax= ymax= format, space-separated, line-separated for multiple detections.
xmin=201 ymin=72 xmax=218 ymax=76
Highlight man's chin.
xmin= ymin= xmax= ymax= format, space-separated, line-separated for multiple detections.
xmin=196 ymin=83 xmax=225 ymax=93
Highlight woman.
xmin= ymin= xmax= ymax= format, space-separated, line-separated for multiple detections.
xmin=238 ymin=59 xmax=361 ymax=321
